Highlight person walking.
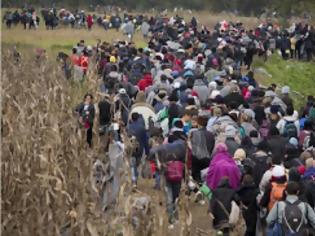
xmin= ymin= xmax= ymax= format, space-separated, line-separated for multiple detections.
xmin=75 ymin=93 xmax=95 ymax=147
xmin=266 ymin=181 xmax=315 ymax=235
xmin=87 ymin=14 xmax=93 ymax=30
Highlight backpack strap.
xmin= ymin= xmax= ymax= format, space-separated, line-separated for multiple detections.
xmin=214 ymin=197 xmax=230 ymax=218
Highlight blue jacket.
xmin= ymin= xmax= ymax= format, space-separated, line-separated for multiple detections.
xmin=128 ymin=117 xmax=149 ymax=157
xmin=303 ymin=167 xmax=315 ymax=181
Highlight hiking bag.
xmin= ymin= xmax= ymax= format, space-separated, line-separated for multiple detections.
xmin=283 ymin=120 xmax=298 ymax=138
xmin=229 ymin=201 xmax=240 ymax=225
xmin=268 ymin=182 xmax=287 ymax=211
xmin=252 ymin=154 xmax=270 ymax=186
xmin=165 ymin=160 xmax=184 ymax=183
xmin=267 ymin=203 xmax=283 ymax=236
xmin=215 ymin=198 xmax=247 ymax=235
xmin=282 ymin=200 xmax=306 ymax=235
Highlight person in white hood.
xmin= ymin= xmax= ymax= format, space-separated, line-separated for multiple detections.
xmin=276 ymin=105 xmax=300 ymax=137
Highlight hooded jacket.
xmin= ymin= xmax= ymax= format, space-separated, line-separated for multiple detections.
xmin=193 ymin=79 xmax=209 ymax=105
xmin=137 ymin=73 xmax=153 ymax=91
xmin=207 ymin=144 xmax=241 ymax=190
xmin=209 ymin=179 xmax=239 ymax=229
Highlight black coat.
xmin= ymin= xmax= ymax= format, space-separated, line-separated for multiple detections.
xmin=238 ymin=184 xmax=259 ymax=235
xmin=209 ymin=181 xmax=239 ymax=229
xmin=98 ymin=99 xmax=112 ymax=126
xmin=224 ymin=92 xmax=246 ymax=108
xmin=76 ymin=103 xmax=95 ymax=125
xmin=267 ymin=135 xmax=287 ymax=163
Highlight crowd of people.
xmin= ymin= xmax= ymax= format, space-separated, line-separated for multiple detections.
xmin=4 ymin=6 xmax=315 ymax=61
xmin=66 ymin=12 xmax=315 ymax=235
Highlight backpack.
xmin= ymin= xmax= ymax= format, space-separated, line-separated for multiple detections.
xmin=251 ymin=154 xmax=270 ymax=186
xmin=165 ymin=160 xmax=184 ymax=183
xmin=242 ymin=158 xmax=256 ymax=175
xmin=267 ymin=203 xmax=283 ymax=236
xmin=282 ymin=200 xmax=306 ymax=235
xmin=268 ymin=182 xmax=287 ymax=211
xmin=283 ymin=120 xmax=298 ymax=138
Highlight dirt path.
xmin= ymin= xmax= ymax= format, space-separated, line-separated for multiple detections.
xmin=136 ymin=178 xmax=212 ymax=235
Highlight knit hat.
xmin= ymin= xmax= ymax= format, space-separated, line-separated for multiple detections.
xmin=209 ymin=81 xmax=217 ymax=89
xmin=234 ymin=148 xmax=246 ymax=161
xmin=210 ymin=90 xmax=220 ymax=99
xmin=119 ymin=88 xmax=126 ymax=94
xmin=215 ymin=143 xmax=228 ymax=153
xmin=110 ymin=56 xmax=116 ymax=63
xmin=225 ymin=125 xmax=237 ymax=137
xmin=281 ymin=86 xmax=290 ymax=94
xmin=243 ymin=109 xmax=255 ymax=119
xmin=271 ymin=165 xmax=285 ymax=178
xmin=270 ymin=105 xmax=279 ymax=114
xmin=183 ymin=70 xmax=194 ymax=78
xmin=289 ymin=137 xmax=299 ymax=148
xmin=171 ymin=70 xmax=179 ymax=78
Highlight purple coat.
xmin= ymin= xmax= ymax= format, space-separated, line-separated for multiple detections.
xmin=207 ymin=149 xmax=241 ymax=190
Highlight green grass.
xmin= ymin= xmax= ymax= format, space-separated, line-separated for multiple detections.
xmin=253 ymin=54 xmax=315 ymax=108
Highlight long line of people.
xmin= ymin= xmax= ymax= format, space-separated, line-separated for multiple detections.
xmin=5 ymin=7 xmax=315 ymax=61
xmin=69 ymin=13 xmax=315 ymax=235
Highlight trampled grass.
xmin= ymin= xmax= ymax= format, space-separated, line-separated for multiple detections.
xmin=2 ymin=25 xmax=147 ymax=55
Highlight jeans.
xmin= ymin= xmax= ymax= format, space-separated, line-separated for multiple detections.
xmin=164 ymin=180 xmax=181 ymax=224
xmin=154 ymin=170 xmax=161 ymax=189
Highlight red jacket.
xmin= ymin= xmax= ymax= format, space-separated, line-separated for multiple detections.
xmin=137 ymin=74 xmax=153 ymax=91
xmin=87 ymin=15 xmax=93 ymax=27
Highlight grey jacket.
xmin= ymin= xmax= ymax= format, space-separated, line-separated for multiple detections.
xmin=191 ymin=128 xmax=215 ymax=160
xmin=193 ymin=79 xmax=209 ymax=105
xmin=266 ymin=195 xmax=315 ymax=230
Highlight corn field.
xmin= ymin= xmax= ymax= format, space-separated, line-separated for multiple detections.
xmin=1 ymin=50 xmax=197 ymax=236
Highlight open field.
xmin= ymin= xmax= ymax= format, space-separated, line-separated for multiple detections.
xmin=1 ymin=26 xmax=147 ymax=53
